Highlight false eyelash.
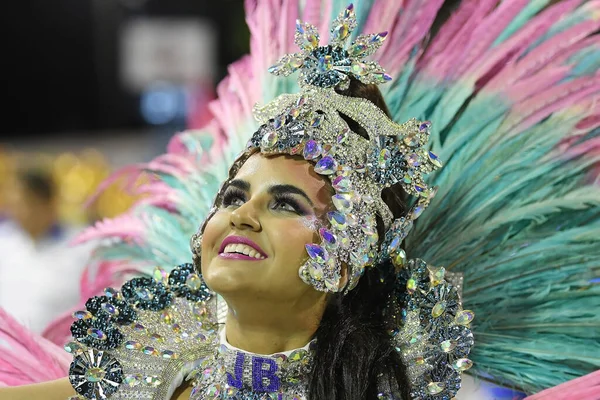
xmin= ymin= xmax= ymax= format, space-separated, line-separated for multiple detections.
xmin=221 ymin=187 xmax=247 ymax=207
xmin=272 ymin=193 xmax=309 ymax=215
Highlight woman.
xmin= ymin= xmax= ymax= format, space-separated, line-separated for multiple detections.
xmin=1 ymin=1 xmax=599 ymax=400
xmin=0 ymin=6 xmax=471 ymax=399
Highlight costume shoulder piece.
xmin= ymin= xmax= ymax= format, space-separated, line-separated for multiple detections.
xmin=66 ymin=264 xmax=217 ymax=400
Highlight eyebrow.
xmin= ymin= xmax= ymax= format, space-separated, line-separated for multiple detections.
xmin=227 ymin=179 xmax=314 ymax=207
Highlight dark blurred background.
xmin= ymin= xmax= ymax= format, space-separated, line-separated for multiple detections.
xmin=2 ymin=0 xmax=248 ymax=138
xmin=0 ymin=0 xmax=249 ymax=223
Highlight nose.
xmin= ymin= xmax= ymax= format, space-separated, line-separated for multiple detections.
xmin=230 ymin=202 xmax=261 ymax=231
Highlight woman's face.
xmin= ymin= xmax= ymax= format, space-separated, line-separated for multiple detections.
xmin=201 ymin=153 xmax=333 ymax=304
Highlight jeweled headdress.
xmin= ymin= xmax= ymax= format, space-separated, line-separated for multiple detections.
xmin=193 ymin=3 xmax=441 ymax=293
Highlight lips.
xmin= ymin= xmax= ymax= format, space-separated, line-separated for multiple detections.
xmin=218 ymin=235 xmax=268 ymax=260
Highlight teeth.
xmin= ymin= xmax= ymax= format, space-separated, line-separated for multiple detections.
xmin=222 ymin=243 xmax=265 ymax=259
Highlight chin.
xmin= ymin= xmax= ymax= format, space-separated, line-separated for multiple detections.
xmin=202 ymin=259 xmax=260 ymax=295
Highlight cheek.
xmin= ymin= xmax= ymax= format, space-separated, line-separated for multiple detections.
xmin=200 ymin=212 xmax=228 ymax=258
xmin=272 ymin=217 xmax=320 ymax=262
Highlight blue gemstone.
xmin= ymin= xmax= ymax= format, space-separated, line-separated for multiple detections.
xmin=314 ymin=156 xmax=337 ymax=175
xmin=303 ymin=139 xmax=321 ymax=160
xmin=319 ymin=228 xmax=337 ymax=246
xmin=305 ymin=244 xmax=329 ymax=263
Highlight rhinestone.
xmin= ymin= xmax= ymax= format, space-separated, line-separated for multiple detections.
xmin=332 ymin=23 xmax=350 ymax=41
xmin=273 ymin=114 xmax=286 ymax=129
xmin=86 ymin=328 xmax=106 ymax=341
xmin=296 ymin=95 xmax=307 ymax=107
xmin=144 ymin=376 xmax=162 ymax=387
xmin=186 ymin=273 xmax=202 ymax=291
xmin=393 ymin=249 xmax=407 ymax=268
xmin=317 ymin=54 xmax=334 ymax=73
xmin=346 ymin=213 xmax=358 ymax=227
xmin=419 ymin=121 xmax=431 ymax=131
xmin=332 ymin=193 xmax=353 ymax=212
xmin=308 ymin=263 xmax=324 ymax=280
xmin=414 ymin=357 xmax=425 ymax=365
xmin=161 ymin=310 xmax=174 ymax=324
xmin=378 ymin=149 xmax=391 ymax=168
xmin=85 ymin=367 xmax=106 ymax=383
xmin=430 ymin=267 xmax=446 ymax=286
xmin=314 ymin=156 xmax=337 ymax=175
xmin=453 ymin=358 xmax=473 ymax=371
xmin=404 ymin=135 xmax=419 ymax=147
xmin=64 ymin=341 xmax=84 ymax=354
xmin=296 ymin=21 xmax=319 ymax=49
xmin=303 ymin=139 xmax=321 ymax=160
xmin=289 ymin=349 xmax=308 ymax=362
xmin=387 ymin=236 xmax=401 ymax=253
xmin=306 ymin=244 xmax=329 ymax=263
xmin=324 ymin=275 xmax=340 ymax=291
xmin=193 ymin=304 xmax=208 ymax=320
xmin=373 ymin=72 xmax=392 ymax=83
xmin=428 ymin=151 xmax=442 ymax=167
xmin=441 ymin=339 xmax=457 ymax=353
xmin=332 ymin=175 xmax=351 ymax=192
xmin=338 ymin=231 xmax=351 ymax=247
xmin=135 ymin=287 xmax=154 ymax=301
xmin=319 ymin=228 xmax=337 ymax=247
xmin=124 ymin=341 xmax=142 ymax=350
xmin=403 ymin=174 xmax=412 ymax=184
xmin=310 ymin=115 xmax=322 ymax=127
xmin=104 ymin=287 xmax=121 ymax=300
xmin=153 ymin=266 xmax=169 ymax=284
xmin=408 ymin=153 xmax=420 ymax=166
xmin=73 ymin=310 xmax=92 ymax=320
xmin=141 ymin=346 xmax=158 ymax=356
xmin=123 ymin=374 xmax=141 ymax=387
xmin=172 ymin=323 xmax=182 ymax=333
xmin=427 ymin=382 xmax=445 ymax=394
xmin=406 ymin=278 xmax=416 ymax=294
xmin=101 ymin=303 xmax=119 ymax=316
xmin=337 ymin=128 xmax=349 ymax=144
xmin=133 ymin=323 xmax=146 ymax=332
xmin=261 ymin=131 xmax=278 ymax=148
xmin=288 ymin=107 xmax=300 ymax=118
xmin=455 ymin=310 xmax=475 ymax=325
xmin=432 ymin=301 xmax=447 ymax=318
xmin=327 ymin=211 xmax=347 ymax=230
xmin=362 ymin=194 xmax=374 ymax=204
xmin=150 ymin=333 xmax=164 ymax=342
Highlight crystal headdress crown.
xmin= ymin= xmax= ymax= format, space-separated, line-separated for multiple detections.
xmin=197 ymin=4 xmax=442 ymax=292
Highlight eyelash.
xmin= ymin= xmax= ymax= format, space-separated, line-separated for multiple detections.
xmin=221 ymin=188 xmax=307 ymax=215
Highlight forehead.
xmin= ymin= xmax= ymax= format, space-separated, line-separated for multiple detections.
xmin=234 ymin=153 xmax=331 ymax=204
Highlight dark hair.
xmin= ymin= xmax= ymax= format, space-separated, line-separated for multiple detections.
xmin=308 ymin=79 xmax=410 ymax=399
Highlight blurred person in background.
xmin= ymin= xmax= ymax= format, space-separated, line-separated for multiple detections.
xmin=0 ymin=167 xmax=90 ymax=334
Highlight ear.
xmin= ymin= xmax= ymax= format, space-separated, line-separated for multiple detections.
xmin=337 ymin=263 xmax=349 ymax=291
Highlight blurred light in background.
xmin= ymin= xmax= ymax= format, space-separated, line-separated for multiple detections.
xmin=140 ymin=84 xmax=187 ymax=125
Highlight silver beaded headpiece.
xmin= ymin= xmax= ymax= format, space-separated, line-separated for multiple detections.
xmin=194 ymin=4 xmax=442 ymax=292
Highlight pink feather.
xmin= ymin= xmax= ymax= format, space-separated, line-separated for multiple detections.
xmin=0 ymin=308 xmax=69 ymax=385
xmin=525 ymin=370 xmax=600 ymax=400
xmin=72 ymin=214 xmax=146 ymax=245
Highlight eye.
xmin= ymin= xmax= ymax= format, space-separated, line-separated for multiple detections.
xmin=222 ymin=188 xmax=246 ymax=208
xmin=273 ymin=199 xmax=297 ymax=212
xmin=271 ymin=195 xmax=306 ymax=215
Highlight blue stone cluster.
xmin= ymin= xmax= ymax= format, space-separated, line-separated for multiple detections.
xmin=302 ymin=45 xmax=351 ymax=88
xmin=86 ymin=295 xmax=137 ymax=325
xmin=168 ymin=263 xmax=213 ymax=302
xmin=367 ymin=137 xmax=410 ymax=186
xmin=121 ymin=277 xmax=174 ymax=311
xmin=390 ymin=258 xmax=473 ymax=400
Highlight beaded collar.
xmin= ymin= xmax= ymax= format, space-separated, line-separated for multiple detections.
xmin=188 ymin=329 xmax=315 ymax=399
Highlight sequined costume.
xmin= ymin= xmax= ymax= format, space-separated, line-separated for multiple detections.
xmin=1 ymin=1 xmax=599 ymax=400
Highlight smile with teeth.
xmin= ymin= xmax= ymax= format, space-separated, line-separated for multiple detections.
xmin=221 ymin=244 xmax=266 ymax=259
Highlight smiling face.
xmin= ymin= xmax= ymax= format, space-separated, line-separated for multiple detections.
xmin=201 ymin=153 xmax=333 ymax=305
